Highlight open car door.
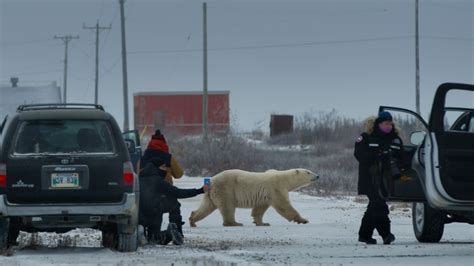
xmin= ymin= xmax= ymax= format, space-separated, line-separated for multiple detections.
xmin=424 ymin=83 xmax=474 ymax=210
xmin=122 ymin=130 xmax=142 ymax=173
xmin=378 ymin=106 xmax=428 ymax=202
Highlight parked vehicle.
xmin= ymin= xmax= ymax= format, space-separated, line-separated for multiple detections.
xmin=378 ymin=83 xmax=474 ymax=242
xmin=0 ymin=104 xmax=139 ymax=252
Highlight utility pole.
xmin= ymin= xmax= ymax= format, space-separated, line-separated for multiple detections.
xmin=119 ymin=0 xmax=130 ymax=131
xmin=83 ymin=20 xmax=111 ymax=105
xmin=202 ymin=2 xmax=209 ymax=141
xmin=54 ymin=35 xmax=79 ymax=103
xmin=415 ymin=0 xmax=420 ymax=115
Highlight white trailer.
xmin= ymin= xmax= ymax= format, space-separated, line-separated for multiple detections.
xmin=0 ymin=79 xmax=62 ymax=120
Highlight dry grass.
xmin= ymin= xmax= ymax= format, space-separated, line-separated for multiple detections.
xmin=162 ymin=110 xmax=417 ymax=196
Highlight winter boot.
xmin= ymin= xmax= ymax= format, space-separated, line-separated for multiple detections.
xmin=358 ymin=236 xmax=377 ymax=244
xmin=176 ymin=221 xmax=185 ymax=237
xmin=159 ymin=231 xmax=173 ymax=245
xmin=383 ymin=233 xmax=396 ymax=245
xmin=168 ymin=223 xmax=184 ymax=245
xmin=138 ymin=225 xmax=148 ymax=246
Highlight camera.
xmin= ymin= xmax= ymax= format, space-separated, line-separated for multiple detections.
xmin=380 ymin=149 xmax=403 ymax=179
xmin=389 ymin=158 xmax=402 ymax=179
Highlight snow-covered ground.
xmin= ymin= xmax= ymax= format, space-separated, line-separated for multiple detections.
xmin=1 ymin=176 xmax=473 ymax=265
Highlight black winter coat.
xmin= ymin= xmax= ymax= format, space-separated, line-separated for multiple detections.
xmin=138 ymin=163 xmax=204 ymax=225
xmin=140 ymin=148 xmax=171 ymax=169
xmin=354 ymin=130 xmax=405 ymax=195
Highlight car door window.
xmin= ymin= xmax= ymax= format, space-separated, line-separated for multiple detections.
xmin=0 ymin=116 xmax=7 ymax=135
xmin=469 ymin=115 xmax=474 ymax=132
xmin=445 ymin=110 xmax=473 ymax=133
xmin=14 ymin=120 xmax=116 ymax=154
xmin=122 ymin=130 xmax=141 ymax=148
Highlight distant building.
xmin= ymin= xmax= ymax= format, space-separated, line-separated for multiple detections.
xmin=134 ymin=91 xmax=230 ymax=137
xmin=270 ymin=114 xmax=294 ymax=137
xmin=0 ymin=78 xmax=62 ymax=120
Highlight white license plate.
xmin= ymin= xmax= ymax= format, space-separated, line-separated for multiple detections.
xmin=51 ymin=173 xmax=80 ymax=188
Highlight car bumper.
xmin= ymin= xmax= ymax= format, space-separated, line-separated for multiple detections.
xmin=0 ymin=193 xmax=138 ymax=217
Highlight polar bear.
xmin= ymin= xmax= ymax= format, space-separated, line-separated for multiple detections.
xmin=189 ymin=168 xmax=319 ymax=227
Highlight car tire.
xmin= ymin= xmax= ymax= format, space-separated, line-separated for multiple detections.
xmin=412 ymin=202 xmax=445 ymax=242
xmin=0 ymin=217 xmax=9 ymax=251
xmin=116 ymin=225 xmax=138 ymax=252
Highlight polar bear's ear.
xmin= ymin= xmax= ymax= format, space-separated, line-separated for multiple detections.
xmin=295 ymin=169 xmax=300 ymax=174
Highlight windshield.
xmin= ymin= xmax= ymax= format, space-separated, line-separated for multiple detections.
xmin=13 ymin=120 xmax=116 ymax=155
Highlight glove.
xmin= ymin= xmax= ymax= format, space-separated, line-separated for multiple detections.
xmin=399 ymin=175 xmax=412 ymax=182
xmin=376 ymin=149 xmax=390 ymax=160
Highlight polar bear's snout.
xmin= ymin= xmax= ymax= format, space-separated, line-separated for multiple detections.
xmin=311 ymin=173 xmax=319 ymax=181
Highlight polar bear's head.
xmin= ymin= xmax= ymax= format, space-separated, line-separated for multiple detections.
xmin=282 ymin=168 xmax=319 ymax=191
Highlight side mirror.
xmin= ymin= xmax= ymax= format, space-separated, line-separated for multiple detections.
xmin=410 ymin=131 xmax=426 ymax=146
xmin=124 ymin=139 xmax=136 ymax=153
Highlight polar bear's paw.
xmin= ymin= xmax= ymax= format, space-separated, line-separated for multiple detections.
xmin=223 ymin=222 xmax=243 ymax=226
xmin=293 ymin=217 xmax=309 ymax=224
xmin=255 ymin=222 xmax=270 ymax=226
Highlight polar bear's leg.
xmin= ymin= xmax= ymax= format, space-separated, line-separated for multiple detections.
xmin=252 ymin=205 xmax=270 ymax=226
xmin=219 ymin=204 xmax=243 ymax=226
xmin=189 ymin=194 xmax=217 ymax=227
xmin=271 ymin=192 xmax=308 ymax=224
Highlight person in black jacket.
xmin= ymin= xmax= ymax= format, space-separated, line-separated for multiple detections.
xmin=138 ymin=130 xmax=186 ymax=237
xmin=139 ymin=157 xmax=209 ymax=245
xmin=354 ymin=111 xmax=406 ymax=245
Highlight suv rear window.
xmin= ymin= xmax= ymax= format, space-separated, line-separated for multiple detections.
xmin=13 ymin=120 xmax=116 ymax=155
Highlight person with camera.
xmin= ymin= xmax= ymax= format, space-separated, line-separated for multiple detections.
xmin=138 ymin=130 xmax=187 ymax=237
xmin=354 ymin=111 xmax=405 ymax=245
xmin=139 ymin=157 xmax=210 ymax=245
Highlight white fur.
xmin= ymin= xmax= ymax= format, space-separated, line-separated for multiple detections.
xmin=189 ymin=168 xmax=318 ymax=227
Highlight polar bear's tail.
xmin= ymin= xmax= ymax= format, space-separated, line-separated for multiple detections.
xmin=189 ymin=192 xmax=217 ymax=227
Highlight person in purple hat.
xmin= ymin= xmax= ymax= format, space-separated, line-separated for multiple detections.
xmin=354 ymin=111 xmax=406 ymax=245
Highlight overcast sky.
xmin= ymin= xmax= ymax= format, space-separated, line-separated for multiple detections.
xmin=1 ymin=0 xmax=473 ymax=131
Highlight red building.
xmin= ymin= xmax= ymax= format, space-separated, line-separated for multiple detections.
xmin=134 ymin=91 xmax=230 ymax=137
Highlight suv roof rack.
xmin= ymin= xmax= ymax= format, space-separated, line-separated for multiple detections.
xmin=17 ymin=103 xmax=105 ymax=112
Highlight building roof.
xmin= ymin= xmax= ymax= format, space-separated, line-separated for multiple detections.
xmin=0 ymin=83 xmax=62 ymax=119
xmin=133 ymin=90 xmax=230 ymax=96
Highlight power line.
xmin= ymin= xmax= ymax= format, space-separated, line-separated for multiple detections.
xmin=83 ymin=21 xmax=112 ymax=104
xmin=99 ymin=55 xmax=121 ymax=79
xmin=98 ymin=0 xmax=105 ymax=21
xmin=129 ymin=35 xmax=415 ymax=55
xmin=3 ymin=69 xmax=62 ymax=76
xmin=421 ymin=35 xmax=474 ymax=41
xmin=7 ymin=61 xmax=62 ymax=71
xmin=54 ymin=35 xmax=80 ymax=103
xmin=99 ymin=8 xmax=119 ymax=56
xmin=0 ymin=38 xmax=55 ymax=46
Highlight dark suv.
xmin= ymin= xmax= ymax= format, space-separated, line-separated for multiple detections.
xmin=0 ymin=104 xmax=139 ymax=252
xmin=378 ymin=83 xmax=474 ymax=242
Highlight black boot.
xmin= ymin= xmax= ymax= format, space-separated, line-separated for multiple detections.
xmin=383 ymin=233 xmax=396 ymax=245
xmin=358 ymin=236 xmax=377 ymax=244
xmin=176 ymin=221 xmax=185 ymax=237
xmin=147 ymin=228 xmax=161 ymax=244
xmin=159 ymin=230 xmax=173 ymax=245
xmin=168 ymin=223 xmax=184 ymax=245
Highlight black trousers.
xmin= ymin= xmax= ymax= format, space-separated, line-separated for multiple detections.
xmin=358 ymin=189 xmax=391 ymax=238
xmin=146 ymin=196 xmax=183 ymax=238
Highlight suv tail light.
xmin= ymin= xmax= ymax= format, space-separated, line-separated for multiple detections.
xmin=0 ymin=163 xmax=6 ymax=188
xmin=123 ymin=161 xmax=134 ymax=186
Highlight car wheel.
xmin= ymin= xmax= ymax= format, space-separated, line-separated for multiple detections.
xmin=412 ymin=202 xmax=445 ymax=242
xmin=116 ymin=225 xmax=138 ymax=252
